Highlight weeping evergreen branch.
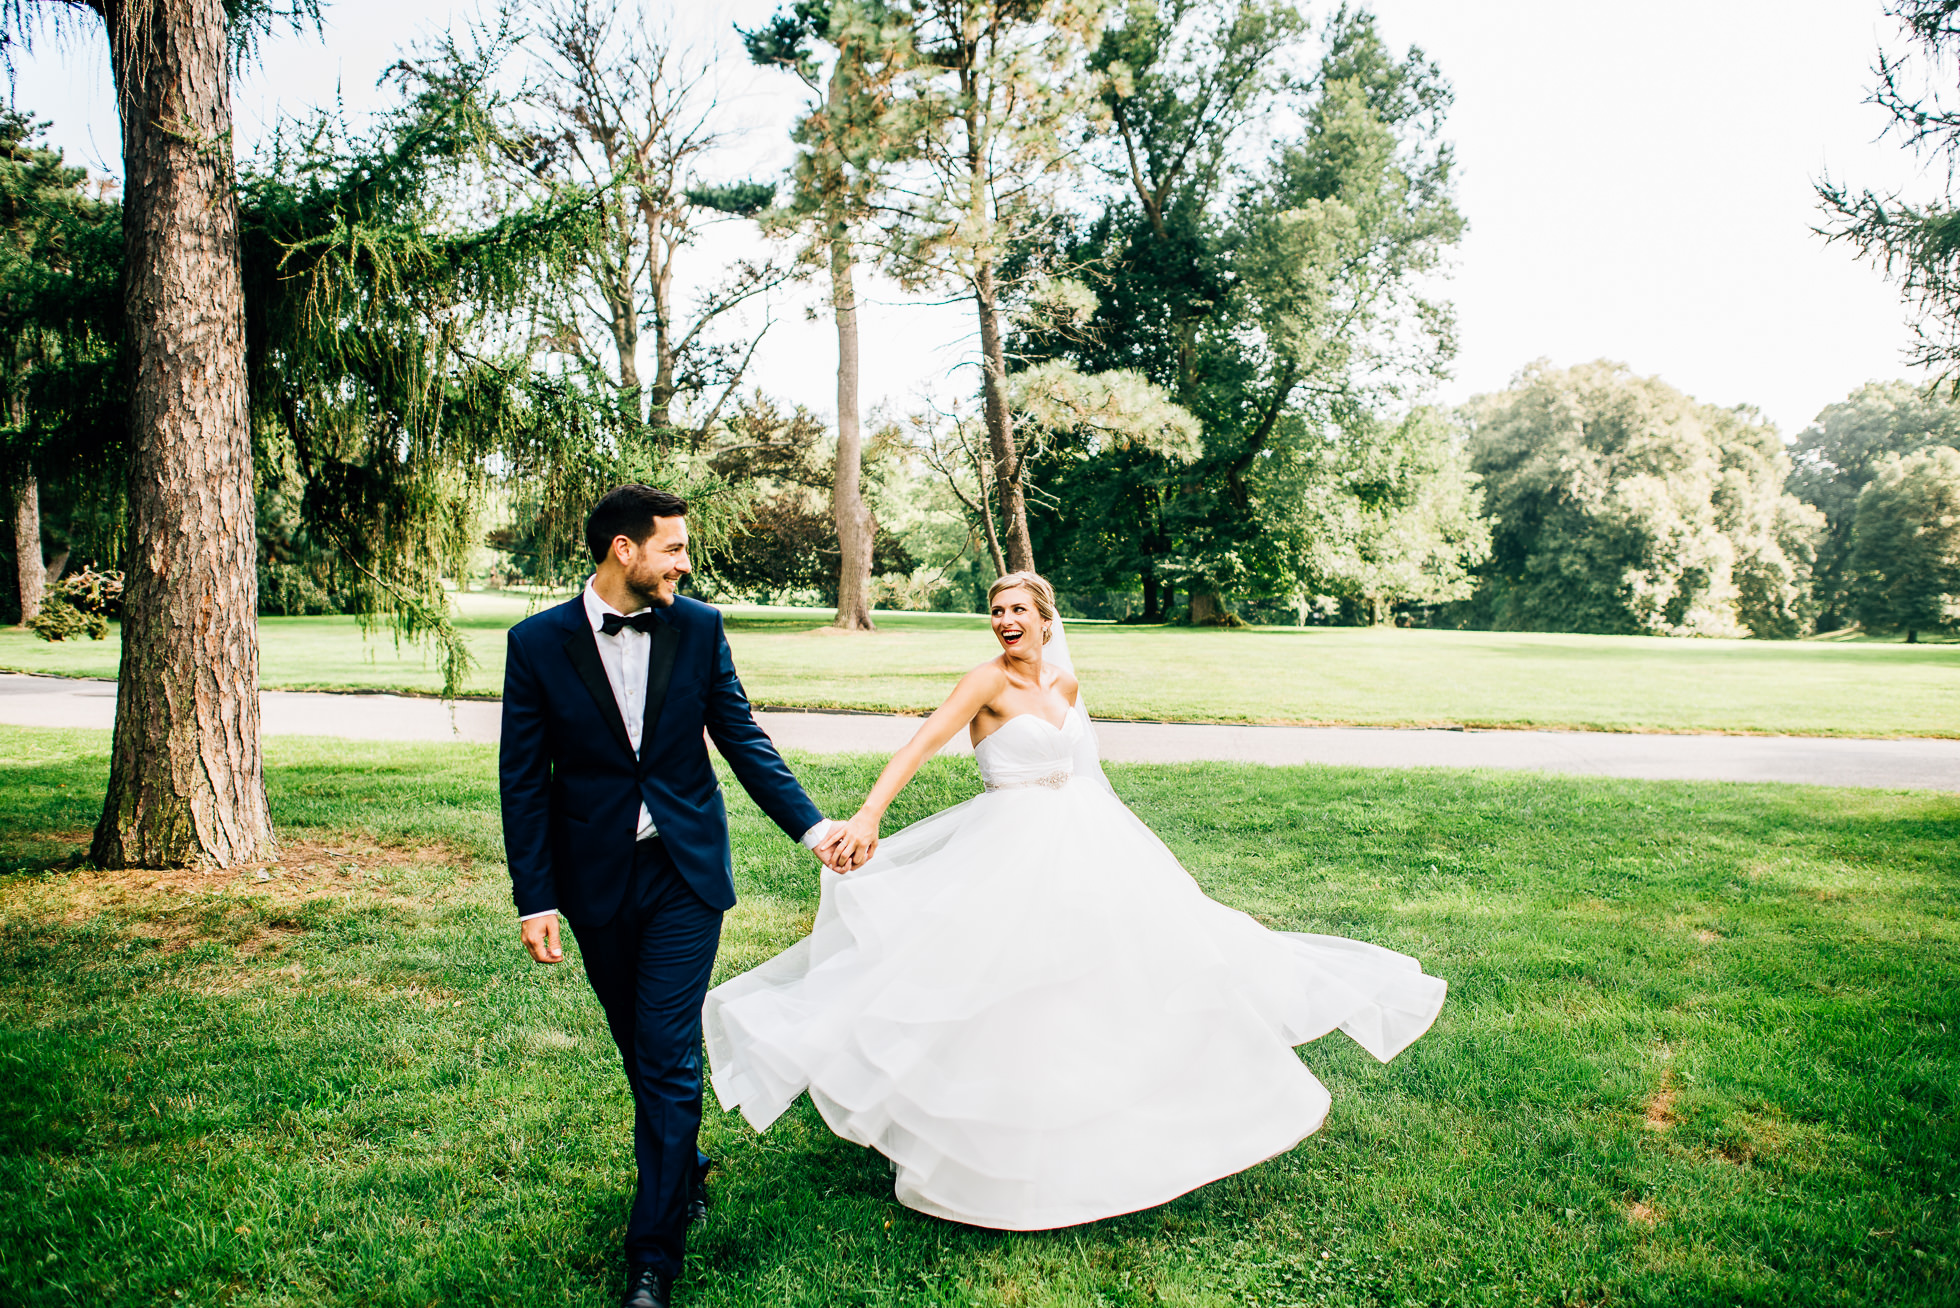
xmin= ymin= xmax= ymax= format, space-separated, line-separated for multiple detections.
xmin=235 ymin=23 xmax=749 ymax=695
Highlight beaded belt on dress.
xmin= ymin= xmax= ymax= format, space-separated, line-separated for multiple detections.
xmin=983 ymin=769 xmax=1073 ymax=792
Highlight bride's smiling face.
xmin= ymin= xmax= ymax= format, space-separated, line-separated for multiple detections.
xmin=990 ymin=587 xmax=1045 ymax=659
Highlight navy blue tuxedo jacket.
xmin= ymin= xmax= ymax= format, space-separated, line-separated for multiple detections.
xmin=499 ymin=594 xmax=822 ymax=925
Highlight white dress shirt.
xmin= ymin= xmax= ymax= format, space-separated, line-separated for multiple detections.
xmin=584 ymin=581 xmax=661 ymax=842
xmin=518 ymin=580 xmax=833 ymax=922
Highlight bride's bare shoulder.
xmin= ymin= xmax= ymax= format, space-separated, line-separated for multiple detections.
xmin=949 ymin=658 xmax=1008 ymax=699
xmin=961 ymin=657 xmax=1009 ymax=688
xmin=1051 ymin=665 xmax=1080 ymax=705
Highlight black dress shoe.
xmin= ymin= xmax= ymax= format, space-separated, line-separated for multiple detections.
xmin=688 ymin=1156 xmax=713 ymax=1225
xmin=622 ymin=1262 xmax=671 ymax=1308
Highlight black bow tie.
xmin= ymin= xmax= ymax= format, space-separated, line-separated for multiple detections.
xmin=600 ymin=610 xmax=659 ymax=636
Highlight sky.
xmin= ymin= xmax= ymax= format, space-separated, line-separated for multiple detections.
xmin=1 ymin=0 xmax=1938 ymax=439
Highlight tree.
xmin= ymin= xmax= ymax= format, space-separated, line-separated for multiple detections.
xmin=521 ymin=0 xmax=786 ymax=439
xmin=3 ymin=0 xmax=317 ymax=868
xmin=874 ymin=0 xmax=1112 ymax=574
xmin=234 ymin=23 xmax=757 ymax=653
xmin=703 ymin=393 xmax=915 ymax=601
xmin=0 ymin=111 xmax=122 ymax=625
xmin=1291 ymin=406 xmax=1487 ymax=623
xmin=1464 ymin=360 xmax=1821 ymax=638
xmin=1850 ymin=445 xmax=1960 ymax=641
xmin=1034 ymin=2 xmax=1463 ymax=621
xmin=237 ymin=27 xmax=718 ymax=686
xmin=743 ymin=0 xmax=910 ymax=630
xmin=1786 ymin=379 xmax=1960 ymax=629
xmin=1820 ymin=1 xmax=1960 ymax=389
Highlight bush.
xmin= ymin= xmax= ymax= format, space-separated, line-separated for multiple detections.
xmin=53 ymin=566 xmax=123 ymax=619
xmin=27 ymin=567 xmax=123 ymax=642
xmin=27 ymin=598 xmax=107 ymax=641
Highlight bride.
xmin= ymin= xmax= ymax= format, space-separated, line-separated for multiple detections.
xmin=703 ymin=572 xmax=1447 ymax=1230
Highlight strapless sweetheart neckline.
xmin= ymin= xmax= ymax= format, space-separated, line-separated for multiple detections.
xmin=974 ymin=709 xmax=1076 ymax=749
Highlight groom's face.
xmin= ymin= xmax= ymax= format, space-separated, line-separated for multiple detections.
xmin=621 ymin=514 xmax=691 ymax=608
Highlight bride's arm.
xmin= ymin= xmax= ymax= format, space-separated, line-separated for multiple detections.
xmin=823 ymin=663 xmax=1003 ymax=870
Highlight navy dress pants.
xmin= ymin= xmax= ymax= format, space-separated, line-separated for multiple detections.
xmin=570 ymin=837 xmax=722 ymax=1276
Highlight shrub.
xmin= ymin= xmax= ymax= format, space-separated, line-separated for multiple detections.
xmin=53 ymin=566 xmax=124 ymax=619
xmin=26 ymin=567 xmax=122 ymax=642
xmin=27 ymin=598 xmax=107 ymax=642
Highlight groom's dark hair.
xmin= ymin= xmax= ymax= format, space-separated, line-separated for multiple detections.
xmin=586 ymin=484 xmax=689 ymax=563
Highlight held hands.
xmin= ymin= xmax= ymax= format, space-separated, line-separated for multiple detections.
xmin=814 ymin=809 xmax=881 ymax=873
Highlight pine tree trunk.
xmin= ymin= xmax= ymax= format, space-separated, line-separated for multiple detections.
xmin=92 ymin=0 xmax=275 ymax=870
xmin=830 ymin=240 xmax=876 ymax=631
xmin=12 ymin=466 xmax=42 ymax=625
xmin=974 ymin=261 xmax=1034 ymax=572
xmin=975 ymin=480 xmax=1006 ymax=578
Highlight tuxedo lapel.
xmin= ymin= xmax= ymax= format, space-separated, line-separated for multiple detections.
xmin=640 ymin=615 xmax=680 ymax=759
xmin=561 ymin=619 xmax=636 ymax=761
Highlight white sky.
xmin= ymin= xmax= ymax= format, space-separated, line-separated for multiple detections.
xmin=1 ymin=0 xmax=1937 ymax=439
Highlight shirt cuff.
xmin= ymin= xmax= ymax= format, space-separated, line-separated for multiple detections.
xmin=799 ymin=818 xmax=834 ymax=849
xmin=518 ymin=908 xmax=559 ymax=922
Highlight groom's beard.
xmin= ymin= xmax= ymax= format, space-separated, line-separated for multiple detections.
xmin=624 ymin=558 xmax=680 ymax=609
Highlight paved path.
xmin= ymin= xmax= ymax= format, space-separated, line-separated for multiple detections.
xmin=3 ymin=673 xmax=1955 ymax=792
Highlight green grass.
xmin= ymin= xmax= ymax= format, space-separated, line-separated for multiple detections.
xmin=4 ymin=593 xmax=1957 ymax=736
xmin=2 ymin=725 xmax=1955 ymax=1305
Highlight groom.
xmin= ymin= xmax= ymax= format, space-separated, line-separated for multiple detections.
xmin=500 ymin=485 xmax=864 ymax=1307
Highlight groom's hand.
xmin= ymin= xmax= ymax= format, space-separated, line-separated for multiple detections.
xmin=813 ymin=825 xmax=850 ymax=871
xmin=521 ymin=913 xmax=564 ymax=964
xmin=818 ymin=814 xmax=879 ymax=872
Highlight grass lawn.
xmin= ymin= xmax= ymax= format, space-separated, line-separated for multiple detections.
xmin=2 ymin=593 xmax=1957 ymax=736
xmin=2 ymin=725 xmax=1956 ymax=1305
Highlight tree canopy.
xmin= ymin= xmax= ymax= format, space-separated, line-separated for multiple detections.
xmin=1463 ymin=361 xmax=1822 ymax=639
xmin=1025 ymin=0 xmax=1465 ymax=622
xmin=1786 ymin=379 xmax=1960 ymax=631
xmin=1850 ymin=444 xmax=1960 ymax=641
xmin=8 ymin=0 xmax=1953 ymax=659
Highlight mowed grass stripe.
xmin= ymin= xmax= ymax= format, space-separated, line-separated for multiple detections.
xmin=0 ymin=726 xmax=1954 ymax=1305
xmin=2 ymin=593 xmax=1956 ymax=736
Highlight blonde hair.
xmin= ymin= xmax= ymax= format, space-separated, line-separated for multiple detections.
xmin=987 ymin=571 xmax=1058 ymax=643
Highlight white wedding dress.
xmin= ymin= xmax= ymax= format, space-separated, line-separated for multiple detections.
xmin=704 ymin=681 xmax=1447 ymax=1231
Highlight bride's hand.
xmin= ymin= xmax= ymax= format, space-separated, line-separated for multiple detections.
xmin=826 ymin=809 xmax=882 ymax=873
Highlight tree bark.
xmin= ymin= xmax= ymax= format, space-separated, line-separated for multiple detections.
xmin=829 ymin=237 xmax=877 ymax=631
xmin=974 ymin=261 xmax=1034 ymax=572
xmin=647 ymin=229 xmax=677 ymax=433
xmin=91 ymin=0 xmax=275 ymax=869
xmin=605 ymin=254 xmax=643 ymax=430
xmin=13 ymin=469 xmax=44 ymax=624
xmin=1189 ymin=591 xmax=1227 ymax=625
xmin=975 ymin=454 xmax=1006 ymax=578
